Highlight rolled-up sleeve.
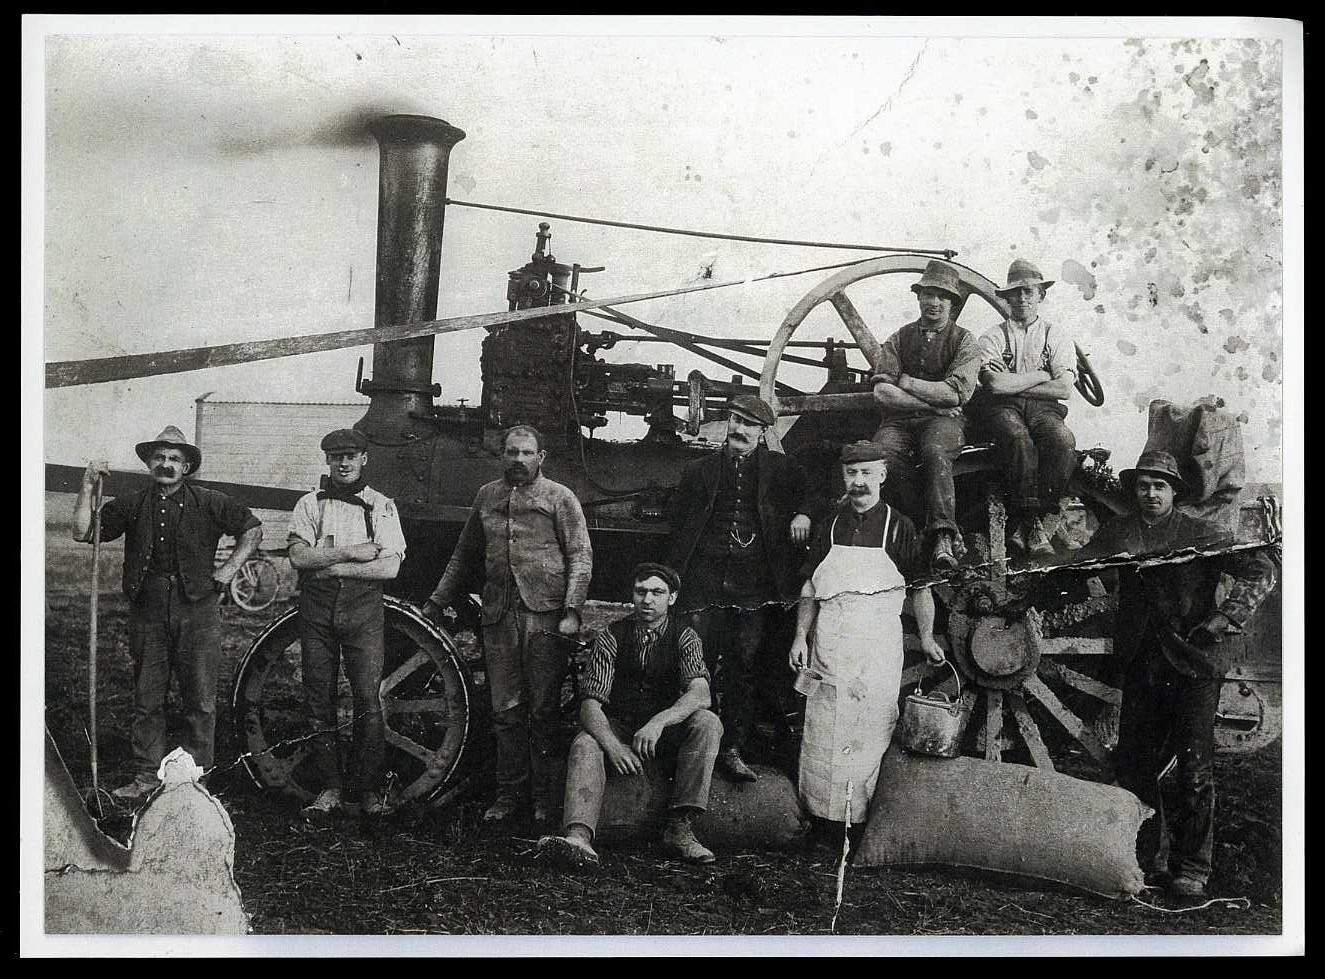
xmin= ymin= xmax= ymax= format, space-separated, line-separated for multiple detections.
xmin=204 ymin=489 xmax=261 ymax=538
xmin=373 ymin=498 xmax=408 ymax=560
xmin=554 ymin=487 xmax=594 ymax=611
xmin=869 ymin=331 xmax=904 ymax=386
xmin=287 ymin=493 xmax=320 ymax=549
xmin=96 ymin=494 xmax=136 ymax=543
xmin=580 ymin=629 xmax=617 ymax=705
xmin=944 ymin=330 xmax=984 ymax=405
xmin=676 ymin=627 xmax=710 ymax=689
xmin=1046 ymin=323 xmax=1077 ymax=380
xmin=976 ymin=325 xmax=1006 ymax=368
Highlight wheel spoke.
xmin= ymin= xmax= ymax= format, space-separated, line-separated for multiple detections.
xmin=383 ymin=728 xmax=436 ymax=765
xmin=1039 ymin=637 xmax=1113 ymax=656
xmin=1039 ymin=660 xmax=1122 ymax=705
xmin=827 ymin=290 xmax=885 ymax=373
xmin=984 ymin=689 xmax=1004 ymax=762
xmin=385 ymin=697 xmax=462 ymax=722
xmin=1007 ymin=691 xmax=1055 ymax=771
xmin=380 ymin=650 xmax=430 ymax=696
xmin=1022 ymin=674 xmax=1112 ymax=768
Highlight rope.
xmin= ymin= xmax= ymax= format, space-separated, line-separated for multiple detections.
xmin=1130 ymin=894 xmax=1251 ymax=914
xmin=446 ymin=197 xmax=957 ymax=258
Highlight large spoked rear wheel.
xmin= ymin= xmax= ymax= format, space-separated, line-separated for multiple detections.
xmin=231 ymin=596 xmax=475 ymax=808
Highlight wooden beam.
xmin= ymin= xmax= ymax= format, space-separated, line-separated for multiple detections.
xmin=1040 ymin=661 xmax=1122 ymax=706
xmin=1007 ymin=691 xmax=1055 ymax=771
xmin=826 ymin=291 xmax=884 ymax=374
xmin=775 ymin=391 xmax=878 ymax=415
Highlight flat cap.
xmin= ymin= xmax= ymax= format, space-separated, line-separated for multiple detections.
xmin=320 ymin=428 xmax=369 ymax=453
xmin=633 ymin=562 xmax=682 ymax=593
xmin=727 ymin=393 xmax=776 ymax=428
xmin=841 ymin=440 xmax=888 ymax=463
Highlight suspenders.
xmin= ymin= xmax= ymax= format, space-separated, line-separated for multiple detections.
xmin=1000 ymin=321 xmax=1052 ymax=372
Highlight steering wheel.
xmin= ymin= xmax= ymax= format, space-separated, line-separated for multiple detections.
xmin=757 ymin=254 xmax=1007 ymax=450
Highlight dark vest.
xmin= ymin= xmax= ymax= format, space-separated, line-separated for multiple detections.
xmin=701 ymin=450 xmax=765 ymax=559
xmin=897 ymin=320 xmax=966 ymax=383
xmin=606 ymin=617 xmax=684 ymax=725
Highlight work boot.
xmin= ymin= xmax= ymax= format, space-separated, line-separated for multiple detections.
xmin=663 ymin=813 xmax=716 ymax=864
xmin=931 ymin=532 xmax=958 ymax=572
xmin=1024 ymin=516 xmax=1055 ymax=559
xmin=111 ymin=774 xmax=160 ymax=804
xmin=538 ymin=833 xmax=600 ymax=871
xmin=360 ymin=790 xmax=391 ymax=819
xmin=301 ymin=787 xmax=343 ymax=822
xmin=532 ymin=801 xmax=559 ymax=831
xmin=1169 ymin=874 xmax=1207 ymax=900
xmin=719 ymin=747 xmax=758 ymax=783
xmin=482 ymin=795 xmax=523 ymax=823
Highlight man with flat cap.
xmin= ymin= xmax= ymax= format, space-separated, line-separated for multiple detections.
xmin=538 ymin=561 xmax=722 ymax=869
xmin=870 ymin=259 xmax=984 ymax=573
xmin=970 ymin=259 xmax=1079 ymax=560
xmin=790 ymin=441 xmax=946 ymax=830
xmin=667 ymin=393 xmax=817 ymax=783
xmin=1076 ymin=450 xmax=1276 ymax=899
xmin=72 ymin=426 xmax=263 ymax=802
xmin=289 ymin=428 xmax=407 ymax=820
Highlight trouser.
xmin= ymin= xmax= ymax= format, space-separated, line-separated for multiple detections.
xmin=970 ymin=396 xmax=1076 ymax=518
xmin=872 ymin=413 xmax=964 ymax=541
xmin=482 ymin=602 xmax=567 ymax=809
xmin=688 ymin=604 xmax=774 ymax=754
xmin=300 ymin=578 xmax=386 ymax=798
xmin=1115 ymin=649 xmax=1219 ymax=885
xmin=561 ymin=710 xmax=724 ymax=839
xmin=128 ymin=575 xmax=223 ymax=779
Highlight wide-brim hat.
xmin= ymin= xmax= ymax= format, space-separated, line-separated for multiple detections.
xmin=1119 ymin=449 xmax=1188 ymax=499
xmin=727 ymin=393 xmax=776 ymax=428
xmin=135 ymin=425 xmax=202 ymax=472
xmin=909 ymin=260 xmax=963 ymax=302
xmin=995 ymin=258 xmax=1054 ymax=297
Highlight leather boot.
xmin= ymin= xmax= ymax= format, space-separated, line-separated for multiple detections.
xmin=663 ymin=813 xmax=716 ymax=864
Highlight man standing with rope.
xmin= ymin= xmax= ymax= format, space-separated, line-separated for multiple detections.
xmin=667 ymin=394 xmax=816 ymax=783
xmin=72 ymin=426 xmax=262 ymax=803
xmin=870 ymin=260 xmax=984 ymax=573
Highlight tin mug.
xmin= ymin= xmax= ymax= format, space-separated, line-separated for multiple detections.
xmin=793 ymin=667 xmax=823 ymax=697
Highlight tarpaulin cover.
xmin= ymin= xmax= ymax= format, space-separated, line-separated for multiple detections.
xmin=1143 ymin=397 xmax=1246 ymax=529
xmin=857 ymin=747 xmax=1149 ymax=898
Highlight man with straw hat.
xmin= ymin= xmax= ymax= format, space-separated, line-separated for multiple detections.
xmin=870 ymin=259 xmax=984 ymax=573
xmin=1076 ymin=449 xmax=1276 ymax=900
xmin=969 ymin=258 xmax=1079 ymax=561
xmin=72 ymin=425 xmax=263 ymax=803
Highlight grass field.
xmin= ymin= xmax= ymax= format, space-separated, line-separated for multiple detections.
xmin=41 ymin=499 xmax=1284 ymax=939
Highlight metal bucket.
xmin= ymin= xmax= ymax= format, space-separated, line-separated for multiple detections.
xmin=897 ymin=660 xmax=971 ymax=759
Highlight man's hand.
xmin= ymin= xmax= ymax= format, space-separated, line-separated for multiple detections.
xmin=632 ymin=717 xmax=667 ymax=761
xmin=212 ymin=565 xmax=238 ymax=589
xmin=604 ymin=738 xmax=644 ymax=776
xmin=789 ymin=634 xmax=809 ymax=672
xmin=1187 ymin=612 xmax=1232 ymax=648
xmin=558 ymin=609 xmax=581 ymax=636
xmin=982 ymin=359 xmax=1008 ymax=375
xmin=789 ymin=514 xmax=811 ymax=545
xmin=919 ymin=635 xmax=946 ymax=666
xmin=344 ymin=541 xmax=382 ymax=563
xmin=84 ymin=460 xmax=110 ymax=485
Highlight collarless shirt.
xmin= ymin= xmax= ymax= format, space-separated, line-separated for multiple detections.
xmin=871 ymin=318 xmax=983 ymax=408
xmin=976 ymin=315 xmax=1076 ymax=396
xmin=146 ymin=489 xmax=185 ymax=574
xmin=288 ymin=484 xmax=408 ymax=558
xmin=579 ymin=614 xmax=708 ymax=706
xmin=800 ymin=498 xmax=925 ymax=585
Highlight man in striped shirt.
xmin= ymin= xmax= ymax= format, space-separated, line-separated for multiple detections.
xmin=538 ymin=563 xmax=723 ymax=869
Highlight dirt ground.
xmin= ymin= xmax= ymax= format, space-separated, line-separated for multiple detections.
xmin=41 ymin=508 xmax=1284 ymax=939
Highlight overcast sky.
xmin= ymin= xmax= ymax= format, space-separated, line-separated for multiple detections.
xmin=32 ymin=19 xmax=1298 ymax=483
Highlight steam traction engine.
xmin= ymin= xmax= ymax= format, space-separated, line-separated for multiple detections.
xmin=230 ymin=114 xmax=1282 ymax=812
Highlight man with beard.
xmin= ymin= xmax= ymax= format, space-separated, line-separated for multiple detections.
xmin=288 ymin=428 xmax=407 ymax=821
xmin=870 ymin=260 xmax=984 ymax=573
xmin=425 ymin=425 xmax=593 ymax=827
xmin=72 ymin=425 xmax=263 ymax=803
xmin=667 ymin=394 xmax=815 ymax=783
xmin=1076 ymin=450 xmax=1277 ymax=899
xmin=789 ymin=442 xmax=945 ymax=831
xmin=970 ymin=259 xmax=1078 ymax=560
xmin=538 ymin=563 xmax=722 ymax=870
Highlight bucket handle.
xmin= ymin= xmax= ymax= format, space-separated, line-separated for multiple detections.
xmin=913 ymin=658 xmax=961 ymax=701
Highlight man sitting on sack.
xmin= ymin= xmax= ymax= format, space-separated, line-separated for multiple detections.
xmin=789 ymin=441 xmax=946 ymax=836
xmin=969 ymin=259 xmax=1079 ymax=561
xmin=538 ymin=563 xmax=722 ymax=869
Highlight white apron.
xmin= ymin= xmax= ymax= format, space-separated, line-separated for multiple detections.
xmin=799 ymin=512 xmax=908 ymax=822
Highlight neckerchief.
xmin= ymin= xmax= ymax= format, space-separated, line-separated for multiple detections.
xmin=317 ymin=475 xmax=374 ymax=538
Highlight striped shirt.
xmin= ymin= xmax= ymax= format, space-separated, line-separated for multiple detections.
xmin=580 ymin=615 xmax=708 ymax=706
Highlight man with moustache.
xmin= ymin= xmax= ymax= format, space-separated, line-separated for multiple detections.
xmin=425 ymin=425 xmax=593 ymax=827
xmin=667 ymin=394 xmax=815 ymax=783
xmin=790 ymin=442 xmax=945 ymax=830
xmin=1076 ymin=451 xmax=1276 ymax=899
xmin=970 ymin=259 xmax=1079 ymax=560
xmin=870 ymin=260 xmax=984 ymax=573
xmin=72 ymin=426 xmax=263 ymax=803
xmin=289 ymin=428 xmax=407 ymax=820
xmin=537 ymin=563 xmax=722 ymax=869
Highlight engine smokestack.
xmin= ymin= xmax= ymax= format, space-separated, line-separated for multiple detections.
xmin=359 ymin=114 xmax=466 ymax=439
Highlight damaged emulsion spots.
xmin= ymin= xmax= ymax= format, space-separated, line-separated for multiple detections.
xmin=1116 ymin=339 xmax=1138 ymax=357
xmin=1027 ymin=150 xmax=1050 ymax=171
xmin=1060 ymin=259 xmax=1097 ymax=300
xmin=1184 ymin=58 xmax=1217 ymax=104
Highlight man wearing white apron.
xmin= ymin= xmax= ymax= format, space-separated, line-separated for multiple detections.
xmin=789 ymin=441 xmax=946 ymax=826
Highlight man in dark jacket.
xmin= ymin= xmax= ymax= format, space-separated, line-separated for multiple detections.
xmin=537 ymin=563 xmax=722 ymax=869
xmin=667 ymin=394 xmax=815 ymax=782
xmin=72 ymin=426 xmax=263 ymax=802
xmin=1076 ymin=450 xmax=1277 ymax=899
